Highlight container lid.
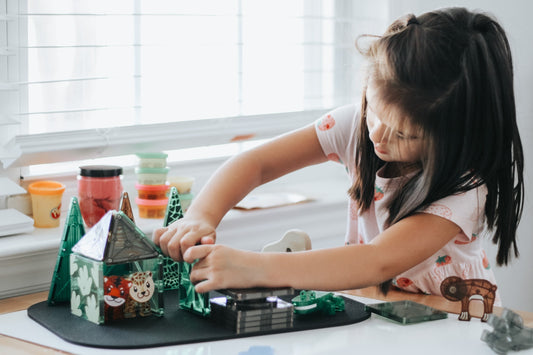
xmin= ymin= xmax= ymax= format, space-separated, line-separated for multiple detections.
xmin=136 ymin=152 xmax=168 ymax=159
xmin=28 ymin=181 xmax=66 ymax=195
xmin=79 ymin=165 xmax=123 ymax=177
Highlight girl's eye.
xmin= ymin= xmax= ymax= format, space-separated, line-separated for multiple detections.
xmin=396 ymin=133 xmax=419 ymax=141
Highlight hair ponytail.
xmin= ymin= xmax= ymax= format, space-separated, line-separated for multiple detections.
xmin=464 ymin=15 xmax=524 ymax=264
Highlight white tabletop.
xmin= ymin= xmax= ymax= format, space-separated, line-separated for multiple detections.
xmin=0 ymin=293 xmax=506 ymax=355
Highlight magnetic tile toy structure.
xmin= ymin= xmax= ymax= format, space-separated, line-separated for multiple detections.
xmin=210 ymin=288 xmax=295 ymax=334
xmin=45 ymin=186 xmax=336 ymax=334
xmin=482 ymin=308 xmax=533 ymax=354
xmin=69 ymin=210 xmax=164 ymax=324
xmin=292 ymin=290 xmax=345 ymax=316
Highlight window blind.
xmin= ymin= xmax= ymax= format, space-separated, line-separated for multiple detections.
xmin=0 ymin=0 xmax=388 ymax=171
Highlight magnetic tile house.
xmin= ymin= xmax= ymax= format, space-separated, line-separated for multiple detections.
xmin=69 ymin=210 xmax=164 ymax=324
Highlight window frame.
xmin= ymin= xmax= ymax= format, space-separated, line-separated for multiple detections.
xmin=0 ymin=0 xmax=388 ymax=181
xmin=7 ymin=109 xmax=327 ymax=169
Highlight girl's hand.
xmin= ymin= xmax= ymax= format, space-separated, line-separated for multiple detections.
xmin=152 ymin=218 xmax=216 ymax=261
xmin=184 ymin=244 xmax=264 ymax=293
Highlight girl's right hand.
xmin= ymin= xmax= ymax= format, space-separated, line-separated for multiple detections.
xmin=152 ymin=218 xmax=216 ymax=262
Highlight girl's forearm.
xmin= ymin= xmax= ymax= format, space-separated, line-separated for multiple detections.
xmin=257 ymin=245 xmax=387 ymax=291
xmin=185 ymin=152 xmax=264 ymax=228
xmin=255 ymin=213 xmax=461 ymax=291
xmin=186 ymin=124 xmax=327 ymax=230
xmin=186 ymin=213 xmax=460 ymax=293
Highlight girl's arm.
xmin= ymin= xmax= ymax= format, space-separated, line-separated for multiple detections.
xmin=184 ymin=212 xmax=461 ymax=292
xmin=153 ymin=123 xmax=328 ymax=261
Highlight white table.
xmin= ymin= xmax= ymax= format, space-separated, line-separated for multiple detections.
xmin=0 ymin=292 xmax=507 ymax=355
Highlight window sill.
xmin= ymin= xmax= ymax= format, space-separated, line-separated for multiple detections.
xmin=0 ymin=173 xmax=349 ymax=299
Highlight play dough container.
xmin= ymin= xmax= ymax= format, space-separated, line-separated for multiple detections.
xmin=136 ymin=152 xmax=168 ymax=169
xmin=28 ymin=181 xmax=66 ymax=228
xmin=179 ymin=193 xmax=194 ymax=211
xmin=135 ymin=183 xmax=169 ymax=200
xmin=135 ymin=167 xmax=169 ymax=185
xmin=168 ymin=176 xmax=195 ymax=194
xmin=135 ymin=197 xmax=168 ymax=219
xmin=78 ymin=165 xmax=123 ymax=228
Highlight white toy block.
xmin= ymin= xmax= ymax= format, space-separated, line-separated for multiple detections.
xmin=261 ymin=229 xmax=312 ymax=253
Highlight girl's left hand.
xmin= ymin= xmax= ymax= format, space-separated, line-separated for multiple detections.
xmin=183 ymin=244 xmax=265 ymax=293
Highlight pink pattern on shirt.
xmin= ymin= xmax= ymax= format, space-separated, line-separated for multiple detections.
xmin=327 ymin=153 xmax=341 ymax=163
xmin=423 ymin=204 xmax=452 ymax=219
xmin=317 ymin=114 xmax=336 ymax=131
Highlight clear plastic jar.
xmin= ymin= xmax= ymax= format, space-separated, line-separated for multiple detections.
xmin=78 ymin=165 xmax=123 ymax=227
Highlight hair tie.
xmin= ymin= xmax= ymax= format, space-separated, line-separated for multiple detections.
xmin=407 ymin=17 xmax=419 ymax=26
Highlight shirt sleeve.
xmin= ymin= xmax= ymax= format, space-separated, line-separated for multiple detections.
xmin=314 ymin=104 xmax=358 ymax=172
xmin=419 ymin=185 xmax=488 ymax=240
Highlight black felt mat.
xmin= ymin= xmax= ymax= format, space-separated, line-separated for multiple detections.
xmin=27 ymin=291 xmax=370 ymax=349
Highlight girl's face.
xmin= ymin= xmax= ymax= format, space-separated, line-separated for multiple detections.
xmin=366 ymin=83 xmax=424 ymax=165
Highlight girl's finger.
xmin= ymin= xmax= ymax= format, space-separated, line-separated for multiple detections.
xmin=201 ymin=236 xmax=215 ymax=245
xmin=188 ymin=263 xmax=207 ymax=284
xmin=165 ymin=237 xmax=184 ymax=262
xmin=180 ymin=230 xmax=200 ymax=251
xmin=152 ymin=226 xmax=168 ymax=245
xmin=193 ymin=279 xmax=215 ymax=294
xmin=157 ymin=227 xmax=180 ymax=257
xmin=183 ymin=244 xmax=214 ymax=263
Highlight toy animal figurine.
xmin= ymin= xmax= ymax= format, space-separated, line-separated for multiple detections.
xmin=292 ymin=290 xmax=345 ymax=316
xmin=261 ymin=229 xmax=312 ymax=253
xmin=440 ymin=276 xmax=497 ymax=322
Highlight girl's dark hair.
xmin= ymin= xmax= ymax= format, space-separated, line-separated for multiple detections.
xmin=349 ymin=8 xmax=524 ymax=293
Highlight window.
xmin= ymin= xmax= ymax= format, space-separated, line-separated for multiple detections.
xmin=0 ymin=0 xmax=388 ymax=178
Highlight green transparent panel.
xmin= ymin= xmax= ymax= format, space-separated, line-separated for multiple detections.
xmin=70 ymin=254 xmax=104 ymax=325
xmin=365 ymin=300 xmax=448 ymax=324
xmin=161 ymin=187 xmax=182 ymax=290
xmin=179 ymin=261 xmax=210 ymax=316
xmin=48 ymin=197 xmax=86 ymax=305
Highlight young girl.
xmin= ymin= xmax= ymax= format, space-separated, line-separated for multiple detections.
xmin=153 ymin=8 xmax=524 ymax=302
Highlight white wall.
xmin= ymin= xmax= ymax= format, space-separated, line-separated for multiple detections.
xmin=388 ymin=0 xmax=533 ymax=312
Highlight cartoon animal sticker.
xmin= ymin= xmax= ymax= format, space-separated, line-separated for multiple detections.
xmin=103 ymin=275 xmax=131 ymax=321
xmin=440 ymin=276 xmax=497 ymax=322
xmin=124 ymin=271 xmax=155 ymax=318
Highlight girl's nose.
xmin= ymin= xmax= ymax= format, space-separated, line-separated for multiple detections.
xmin=369 ymin=121 xmax=388 ymax=144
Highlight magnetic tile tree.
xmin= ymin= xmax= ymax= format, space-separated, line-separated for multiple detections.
xmin=48 ymin=197 xmax=86 ymax=305
xmin=119 ymin=191 xmax=135 ymax=224
xmin=69 ymin=210 xmax=164 ymax=324
xmin=161 ymin=187 xmax=183 ymax=291
xmin=163 ymin=187 xmax=210 ymax=316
